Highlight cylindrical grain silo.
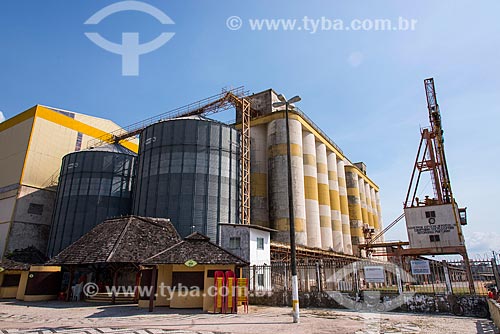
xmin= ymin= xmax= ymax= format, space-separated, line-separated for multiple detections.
xmin=316 ymin=142 xmax=333 ymax=249
xmin=364 ymin=183 xmax=375 ymax=229
xmin=250 ymin=124 xmax=269 ymax=228
xmin=132 ymin=117 xmax=239 ymax=242
xmin=267 ymin=117 xmax=307 ymax=245
xmin=337 ymin=160 xmax=352 ymax=255
xmin=345 ymin=166 xmax=365 ymax=255
xmin=358 ymin=178 xmax=370 ymax=229
xmin=370 ymin=187 xmax=380 ymax=232
xmin=375 ymin=190 xmax=384 ymax=241
xmin=327 ymin=152 xmax=343 ymax=252
xmin=47 ymin=145 xmax=136 ymax=257
xmin=302 ymin=131 xmax=322 ymax=248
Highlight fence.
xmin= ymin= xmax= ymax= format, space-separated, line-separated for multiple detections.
xmin=241 ymin=255 xmax=500 ymax=297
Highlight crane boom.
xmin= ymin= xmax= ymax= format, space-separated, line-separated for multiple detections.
xmin=404 ymin=78 xmax=456 ymax=207
xmin=424 ymin=78 xmax=452 ymax=204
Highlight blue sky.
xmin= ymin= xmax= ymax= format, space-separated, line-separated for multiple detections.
xmin=1 ymin=1 xmax=499 ymax=255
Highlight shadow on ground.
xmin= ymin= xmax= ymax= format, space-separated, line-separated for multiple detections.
xmin=87 ymin=305 xmax=205 ymax=318
xmin=476 ymin=319 xmax=500 ymax=334
xmin=0 ymin=299 xmax=107 ymax=309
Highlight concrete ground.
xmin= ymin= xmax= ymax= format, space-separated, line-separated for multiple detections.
xmin=0 ymin=300 xmax=498 ymax=334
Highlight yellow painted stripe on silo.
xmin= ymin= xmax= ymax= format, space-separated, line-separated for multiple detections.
xmin=360 ymin=185 xmax=369 ymax=225
xmin=275 ymin=218 xmax=306 ymax=232
xmin=348 ymin=203 xmax=362 ymax=220
xmin=250 ymin=173 xmax=267 ymax=197
xmin=342 ymin=223 xmax=351 ymax=235
xmin=303 ymin=154 xmax=316 ymax=166
xmin=338 ymin=177 xmax=346 ymax=188
xmin=361 ymin=207 xmax=369 ymax=226
xmin=328 ymin=170 xmax=337 ymax=180
xmin=339 ymin=195 xmax=349 ymax=214
xmin=317 ymin=163 xmax=328 ymax=174
xmin=304 ymin=176 xmax=319 ymax=200
xmin=320 ymin=216 xmax=331 ymax=228
xmin=350 ymin=226 xmax=364 ymax=237
xmin=317 ymin=184 xmax=330 ymax=206
xmin=347 ymin=188 xmax=360 ymax=197
xmin=332 ymin=219 xmax=343 ymax=232
xmin=372 ymin=212 xmax=379 ymax=229
xmin=268 ymin=143 xmax=302 ymax=157
xmin=329 ymin=190 xmax=341 ymax=210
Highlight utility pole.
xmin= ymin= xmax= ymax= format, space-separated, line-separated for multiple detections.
xmin=273 ymin=94 xmax=302 ymax=323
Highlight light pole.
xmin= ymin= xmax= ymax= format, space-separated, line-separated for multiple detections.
xmin=273 ymin=94 xmax=301 ymax=323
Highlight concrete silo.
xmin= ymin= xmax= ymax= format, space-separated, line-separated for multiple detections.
xmin=267 ymin=117 xmax=307 ymax=245
xmin=327 ymin=152 xmax=344 ymax=253
xmin=316 ymin=142 xmax=333 ymax=249
xmin=337 ymin=160 xmax=353 ymax=255
xmin=302 ymin=131 xmax=322 ymax=248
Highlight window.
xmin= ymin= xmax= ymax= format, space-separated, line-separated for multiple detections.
xmin=257 ymin=237 xmax=264 ymax=250
xmin=429 ymin=235 xmax=440 ymax=242
xmin=206 ymin=270 xmax=230 ymax=278
xmin=28 ymin=203 xmax=44 ymax=215
xmin=75 ymin=132 xmax=83 ymax=151
xmin=1 ymin=274 xmax=21 ymax=287
xmin=229 ymin=237 xmax=241 ymax=249
xmin=257 ymin=273 xmax=265 ymax=287
xmin=425 ymin=211 xmax=436 ymax=218
xmin=172 ymin=272 xmax=204 ymax=289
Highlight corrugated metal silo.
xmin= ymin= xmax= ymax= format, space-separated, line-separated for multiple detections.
xmin=47 ymin=145 xmax=136 ymax=257
xmin=132 ymin=117 xmax=240 ymax=241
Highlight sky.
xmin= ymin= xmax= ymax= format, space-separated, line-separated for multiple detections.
xmin=0 ymin=0 xmax=499 ymax=256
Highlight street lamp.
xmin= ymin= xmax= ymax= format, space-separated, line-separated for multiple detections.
xmin=273 ymin=94 xmax=301 ymax=323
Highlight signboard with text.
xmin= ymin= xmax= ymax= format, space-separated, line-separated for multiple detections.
xmin=411 ymin=260 xmax=431 ymax=275
xmin=364 ymin=266 xmax=385 ymax=283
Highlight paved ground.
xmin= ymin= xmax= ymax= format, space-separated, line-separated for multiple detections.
xmin=0 ymin=300 xmax=498 ymax=334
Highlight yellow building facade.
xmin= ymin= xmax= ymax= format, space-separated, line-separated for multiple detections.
xmin=0 ymin=105 xmax=137 ymax=258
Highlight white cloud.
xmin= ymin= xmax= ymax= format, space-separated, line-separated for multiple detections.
xmin=0 ymin=111 xmax=4 ymax=123
xmin=465 ymin=231 xmax=500 ymax=257
xmin=347 ymin=51 xmax=364 ymax=67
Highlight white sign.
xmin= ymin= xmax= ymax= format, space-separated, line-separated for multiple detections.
xmin=404 ymin=204 xmax=464 ymax=248
xmin=410 ymin=260 xmax=431 ymax=275
xmin=364 ymin=266 xmax=385 ymax=283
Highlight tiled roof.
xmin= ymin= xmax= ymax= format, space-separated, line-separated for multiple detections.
xmin=1 ymin=246 xmax=48 ymax=270
xmin=47 ymin=216 xmax=181 ymax=265
xmin=1 ymin=258 xmax=30 ymax=271
xmin=143 ymin=232 xmax=249 ymax=266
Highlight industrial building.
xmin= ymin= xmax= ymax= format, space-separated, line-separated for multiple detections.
xmin=246 ymin=89 xmax=383 ymax=255
xmin=0 ymin=105 xmax=137 ymax=258
xmin=0 ymin=88 xmax=383 ymax=261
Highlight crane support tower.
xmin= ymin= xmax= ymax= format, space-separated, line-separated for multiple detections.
xmin=403 ymin=78 xmax=474 ymax=293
